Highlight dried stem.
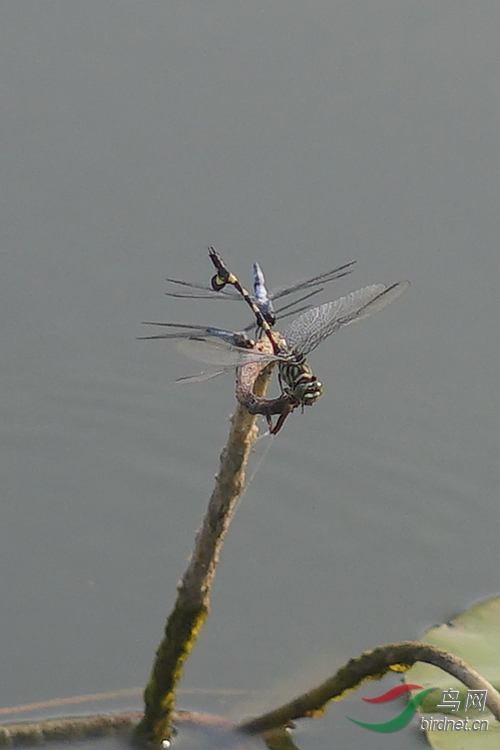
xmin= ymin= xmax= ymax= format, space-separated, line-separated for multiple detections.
xmin=237 ymin=640 xmax=500 ymax=734
xmin=136 ymin=364 xmax=274 ymax=746
xmin=0 ymin=712 xmax=143 ymax=747
xmin=2 ymin=641 xmax=498 ymax=745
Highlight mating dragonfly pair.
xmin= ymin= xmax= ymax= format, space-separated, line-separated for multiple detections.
xmin=141 ymin=248 xmax=409 ymax=434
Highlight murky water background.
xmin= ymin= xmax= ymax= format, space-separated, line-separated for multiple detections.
xmin=2 ymin=3 xmax=500 ymax=747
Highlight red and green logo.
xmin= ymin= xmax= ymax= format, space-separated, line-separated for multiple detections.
xmin=347 ymin=684 xmax=436 ymax=733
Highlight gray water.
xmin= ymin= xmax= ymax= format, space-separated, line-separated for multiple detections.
xmin=2 ymin=3 xmax=500 ymax=748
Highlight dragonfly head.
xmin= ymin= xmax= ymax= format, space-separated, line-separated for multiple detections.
xmin=280 ymin=359 xmax=323 ymax=408
xmin=297 ymin=378 xmax=323 ymax=408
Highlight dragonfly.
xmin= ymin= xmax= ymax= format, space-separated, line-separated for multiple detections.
xmin=165 ymin=254 xmax=357 ymax=329
xmin=141 ymin=249 xmax=410 ymax=434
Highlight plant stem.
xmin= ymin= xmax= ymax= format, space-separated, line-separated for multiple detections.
xmin=137 ymin=365 xmax=274 ymax=746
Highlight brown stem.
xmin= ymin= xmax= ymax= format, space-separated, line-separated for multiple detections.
xmin=136 ymin=365 xmax=274 ymax=746
xmin=237 ymin=641 xmax=500 ymax=734
xmin=0 ymin=712 xmax=143 ymax=747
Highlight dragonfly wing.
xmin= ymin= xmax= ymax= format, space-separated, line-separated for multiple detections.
xmin=140 ymin=322 xmax=282 ymax=369
xmin=174 ymin=337 xmax=263 ymax=367
xmin=140 ymin=322 xmax=253 ymax=343
xmin=165 ymin=278 xmax=243 ymax=300
xmin=174 ymin=368 xmax=231 ymax=383
xmin=283 ymin=281 xmax=410 ymax=355
xmin=267 ymin=261 xmax=357 ymax=301
xmin=173 ymin=334 xmax=289 ymax=384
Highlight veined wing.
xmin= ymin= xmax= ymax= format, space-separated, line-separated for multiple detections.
xmin=164 ymin=278 xmax=244 ymax=301
xmin=139 ymin=322 xmax=281 ymax=381
xmin=140 ymin=321 xmax=254 ymax=347
xmin=266 ymin=260 xmax=356 ymax=301
xmin=282 ymin=281 xmax=410 ymax=356
xmin=250 ymin=259 xmax=355 ymax=322
xmin=240 ymin=286 xmax=351 ymax=332
xmin=165 ymin=259 xmax=356 ymax=328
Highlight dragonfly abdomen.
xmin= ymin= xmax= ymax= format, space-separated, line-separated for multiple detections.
xmin=235 ymin=335 xmax=297 ymax=434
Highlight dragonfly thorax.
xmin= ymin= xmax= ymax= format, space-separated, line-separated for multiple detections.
xmin=278 ymin=355 xmax=323 ymax=408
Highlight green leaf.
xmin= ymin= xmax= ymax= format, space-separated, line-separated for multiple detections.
xmin=405 ymin=596 xmax=500 ymax=748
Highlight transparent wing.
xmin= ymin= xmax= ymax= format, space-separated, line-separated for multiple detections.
xmin=242 ymin=287 xmax=345 ymax=332
xmin=282 ymin=281 xmax=410 ymax=356
xmin=140 ymin=321 xmax=254 ymax=347
xmin=164 ymin=260 xmax=356 ymax=328
xmin=266 ymin=260 xmax=356 ymax=300
xmin=175 ymin=337 xmax=273 ymax=368
xmin=139 ymin=322 xmax=281 ymax=369
xmin=174 ymin=368 xmax=232 ymax=384
xmin=242 ymin=260 xmax=358 ymax=331
xmin=165 ymin=278 xmax=244 ymax=301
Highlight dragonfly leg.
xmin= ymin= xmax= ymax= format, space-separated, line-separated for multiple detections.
xmin=268 ymin=402 xmax=295 ymax=435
